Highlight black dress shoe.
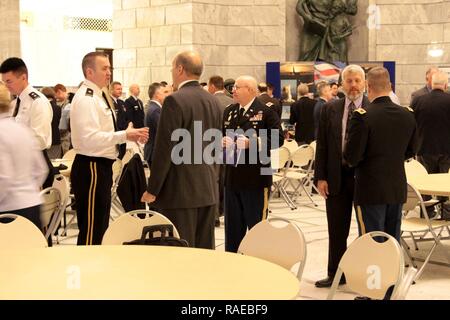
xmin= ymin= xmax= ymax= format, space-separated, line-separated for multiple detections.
xmin=315 ymin=276 xmax=346 ymax=288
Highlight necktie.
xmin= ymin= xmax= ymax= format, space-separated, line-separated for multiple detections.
xmin=237 ymin=107 xmax=245 ymax=122
xmin=12 ymin=98 xmax=21 ymax=117
xmin=102 ymin=92 xmax=118 ymax=131
xmin=344 ymin=102 xmax=356 ymax=145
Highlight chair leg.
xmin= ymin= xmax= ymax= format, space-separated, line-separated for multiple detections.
xmin=409 ymin=232 xmax=419 ymax=251
xmin=401 ymin=237 xmax=417 ymax=269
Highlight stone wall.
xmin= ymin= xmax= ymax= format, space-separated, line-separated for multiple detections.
xmin=0 ymin=0 xmax=20 ymax=62
xmin=113 ymin=0 xmax=286 ymax=97
xmin=369 ymin=0 xmax=450 ymax=105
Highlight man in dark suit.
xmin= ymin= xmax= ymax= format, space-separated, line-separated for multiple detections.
xmin=313 ymin=81 xmax=332 ymax=139
xmin=410 ymin=66 xmax=439 ymax=107
xmin=208 ymin=75 xmax=233 ymax=227
xmin=412 ymin=71 xmax=450 ymax=213
xmin=124 ymin=83 xmax=145 ymax=128
xmin=110 ymin=81 xmax=129 ymax=130
xmin=258 ymin=82 xmax=282 ymax=119
xmin=344 ymin=67 xmax=417 ymax=242
xmin=289 ymin=83 xmax=316 ymax=144
xmin=222 ymin=76 xmax=284 ymax=253
xmin=141 ymin=51 xmax=222 ymax=249
xmin=143 ymin=82 xmax=170 ymax=166
xmin=314 ymin=65 xmax=369 ymax=288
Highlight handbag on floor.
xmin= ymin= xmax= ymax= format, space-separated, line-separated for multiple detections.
xmin=123 ymin=224 xmax=189 ymax=247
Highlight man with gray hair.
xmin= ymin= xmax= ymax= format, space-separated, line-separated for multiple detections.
xmin=222 ymin=75 xmax=284 ymax=252
xmin=141 ymin=51 xmax=223 ymax=249
xmin=344 ymin=66 xmax=416 ymax=243
xmin=410 ymin=66 xmax=440 ymax=107
xmin=412 ymin=71 xmax=450 ymax=218
xmin=314 ymin=64 xmax=370 ymax=288
xmin=289 ymin=83 xmax=316 ymax=144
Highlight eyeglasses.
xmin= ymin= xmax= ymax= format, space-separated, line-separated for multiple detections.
xmin=232 ymin=85 xmax=248 ymax=91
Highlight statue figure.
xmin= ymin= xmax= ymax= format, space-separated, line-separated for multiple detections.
xmin=296 ymin=0 xmax=357 ymax=63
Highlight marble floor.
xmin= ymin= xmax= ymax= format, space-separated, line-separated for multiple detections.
xmin=58 ymin=192 xmax=450 ymax=300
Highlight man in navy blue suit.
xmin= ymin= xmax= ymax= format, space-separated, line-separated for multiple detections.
xmin=144 ymin=82 xmax=170 ymax=165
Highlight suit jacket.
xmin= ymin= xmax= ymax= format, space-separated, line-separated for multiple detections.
xmin=258 ymin=93 xmax=282 ymax=119
xmin=213 ymin=91 xmax=234 ymax=111
xmin=413 ymin=89 xmax=450 ymax=156
xmin=313 ymin=98 xmax=327 ymax=139
xmin=124 ymin=96 xmax=145 ymax=128
xmin=289 ymin=96 xmax=316 ymax=143
xmin=344 ymin=96 xmax=417 ymax=205
xmin=143 ymin=101 xmax=161 ymax=164
xmin=117 ymin=154 xmax=147 ymax=212
xmin=113 ymin=97 xmax=129 ymax=130
xmin=223 ymin=98 xmax=284 ymax=189
xmin=147 ymin=81 xmax=222 ymax=209
xmin=314 ymin=96 xmax=370 ymax=196
xmin=410 ymin=86 xmax=430 ymax=107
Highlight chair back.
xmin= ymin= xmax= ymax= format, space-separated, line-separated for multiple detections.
xmin=328 ymin=231 xmax=404 ymax=300
xmin=238 ymin=218 xmax=307 ymax=281
xmin=62 ymin=149 xmax=76 ymax=160
xmin=404 ymin=159 xmax=428 ymax=177
xmin=309 ymin=140 xmax=316 ymax=155
xmin=102 ymin=210 xmax=180 ymax=245
xmin=290 ymin=144 xmax=314 ymax=168
xmin=0 ymin=214 xmax=48 ymax=248
xmin=282 ymin=139 xmax=298 ymax=154
xmin=52 ymin=174 xmax=70 ymax=208
xmin=40 ymin=187 xmax=62 ymax=239
xmin=270 ymin=147 xmax=291 ymax=171
xmin=122 ymin=149 xmax=134 ymax=166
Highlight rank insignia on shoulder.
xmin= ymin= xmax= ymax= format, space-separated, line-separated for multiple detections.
xmin=354 ymin=108 xmax=366 ymax=115
xmin=29 ymin=92 xmax=39 ymax=100
xmin=266 ymin=102 xmax=274 ymax=107
xmin=85 ymin=88 xmax=94 ymax=97
xmin=405 ymin=106 xmax=414 ymax=112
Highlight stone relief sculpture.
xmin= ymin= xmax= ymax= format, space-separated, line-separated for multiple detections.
xmin=296 ymin=0 xmax=357 ymax=63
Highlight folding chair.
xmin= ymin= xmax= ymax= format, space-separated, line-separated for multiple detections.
xmin=50 ymin=174 xmax=71 ymax=243
xmin=270 ymin=147 xmax=296 ymax=210
xmin=238 ymin=217 xmax=306 ymax=282
xmin=102 ymin=210 xmax=180 ymax=245
xmin=327 ymin=231 xmax=411 ymax=300
xmin=40 ymin=187 xmax=63 ymax=241
xmin=285 ymin=144 xmax=317 ymax=207
xmin=282 ymin=139 xmax=299 ymax=154
xmin=62 ymin=149 xmax=76 ymax=160
xmin=401 ymin=183 xmax=450 ymax=281
xmin=0 ymin=214 xmax=48 ymax=249
xmin=110 ymin=159 xmax=125 ymax=220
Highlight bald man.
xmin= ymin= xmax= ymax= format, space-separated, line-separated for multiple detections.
xmin=125 ymin=83 xmax=145 ymax=128
xmin=344 ymin=67 xmax=417 ymax=242
xmin=141 ymin=51 xmax=222 ymax=249
xmin=222 ymin=75 xmax=284 ymax=252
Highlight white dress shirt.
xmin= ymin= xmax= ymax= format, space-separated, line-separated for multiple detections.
xmin=70 ymin=80 xmax=127 ymax=160
xmin=0 ymin=114 xmax=48 ymax=211
xmin=15 ymin=84 xmax=53 ymax=150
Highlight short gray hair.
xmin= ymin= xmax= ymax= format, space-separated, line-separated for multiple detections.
xmin=431 ymin=71 xmax=448 ymax=88
xmin=297 ymin=83 xmax=309 ymax=96
xmin=341 ymin=64 xmax=366 ymax=82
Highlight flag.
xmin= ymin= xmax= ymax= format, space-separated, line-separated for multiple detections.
xmin=314 ymin=61 xmax=342 ymax=84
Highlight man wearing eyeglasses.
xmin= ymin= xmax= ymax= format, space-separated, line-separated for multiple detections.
xmin=222 ymin=76 xmax=284 ymax=252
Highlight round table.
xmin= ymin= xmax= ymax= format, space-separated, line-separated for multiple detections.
xmin=0 ymin=245 xmax=300 ymax=300
xmin=407 ymin=173 xmax=450 ymax=197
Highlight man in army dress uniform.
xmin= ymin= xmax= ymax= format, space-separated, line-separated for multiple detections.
xmin=222 ymin=76 xmax=284 ymax=252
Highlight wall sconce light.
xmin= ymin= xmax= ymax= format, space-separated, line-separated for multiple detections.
xmin=428 ymin=42 xmax=444 ymax=58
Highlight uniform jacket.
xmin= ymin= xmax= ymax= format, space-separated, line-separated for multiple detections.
xmin=289 ymin=96 xmax=316 ymax=143
xmin=412 ymin=89 xmax=450 ymax=156
xmin=147 ymin=81 xmax=222 ymax=209
xmin=314 ymin=96 xmax=370 ymax=196
xmin=125 ymin=96 xmax=145 ymax=128
xmin=223 ymin=98 xmax=284 ymax=189
xmin=258 ymin=93 xmax=282 ymax=119
xmin=410 ymin=86 xmax=430 ymax=106
xmin=344 ymin=96 xmax=417 ymax=205
xmin=143 ymin=101 xmax=161 ymax=164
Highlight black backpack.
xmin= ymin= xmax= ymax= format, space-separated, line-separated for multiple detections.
xmin=123 ymin=224 xmax=189 ymax=247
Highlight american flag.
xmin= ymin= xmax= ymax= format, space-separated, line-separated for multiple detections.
xmin=314 ymin=61 xmax=343 ymax=84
